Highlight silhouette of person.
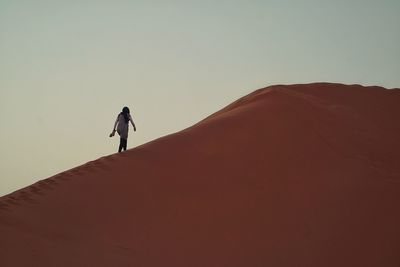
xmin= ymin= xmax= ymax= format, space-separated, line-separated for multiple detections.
xmin=109 ymin=107 xmax=136 ymax=152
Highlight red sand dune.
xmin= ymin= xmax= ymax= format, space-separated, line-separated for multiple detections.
xmin=1 ymin=83 xmax=400 ymax=266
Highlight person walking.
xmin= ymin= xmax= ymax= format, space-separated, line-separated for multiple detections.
xmin=109 ymin=107 xmax=136 ymax=152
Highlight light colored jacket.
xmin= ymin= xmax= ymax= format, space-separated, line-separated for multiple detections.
xmin=114 ymin=113 xmax=134 ymax=139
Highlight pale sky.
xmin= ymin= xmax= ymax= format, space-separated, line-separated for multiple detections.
xmin=1 ymin=0 xmax=399 ymax=196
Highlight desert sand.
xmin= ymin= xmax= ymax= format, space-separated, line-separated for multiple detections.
xmin=1 ymin=83 xmax=399 ymax=266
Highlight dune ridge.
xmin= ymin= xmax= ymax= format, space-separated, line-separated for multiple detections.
xmin=1 ymin=83 xmax=400 ymax=267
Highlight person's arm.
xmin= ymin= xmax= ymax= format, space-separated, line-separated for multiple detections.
xmin=129 ymin=114 xmax=136 ymax=131
xmin=109 ymin=115 xmax=119 ymax=137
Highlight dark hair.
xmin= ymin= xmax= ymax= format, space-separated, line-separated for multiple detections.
xmin=120 ymin=106 xmax=130 ymax=123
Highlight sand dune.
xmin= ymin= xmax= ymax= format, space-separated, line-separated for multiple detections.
xmin=1 ymin=83 xmax=399 ymax=266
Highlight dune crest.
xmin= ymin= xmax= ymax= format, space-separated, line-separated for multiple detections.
xmin=1 ymin=83 xmax=400 ymax=267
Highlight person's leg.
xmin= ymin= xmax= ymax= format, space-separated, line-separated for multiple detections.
xmin=122 ymin=138 xmax=127 ymax=151
xmin=118 ymin=138 xmax=123 ymax=153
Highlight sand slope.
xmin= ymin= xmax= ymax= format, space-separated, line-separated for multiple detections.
xmin=1 ymin=83 xmax=400 ymax=267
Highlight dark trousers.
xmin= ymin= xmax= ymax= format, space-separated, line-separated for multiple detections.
xmin=119 ymin=138 xmax=127 ymax=152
